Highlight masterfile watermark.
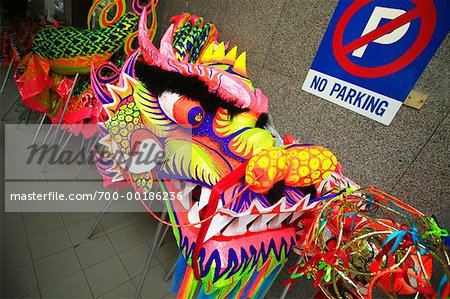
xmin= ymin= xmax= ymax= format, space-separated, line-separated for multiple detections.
xmin=9 ymin=190 xmax=183 ymax=201
xmin=4 ymin=124 xmax=192 ymax=212
xmin=26 ymin=141 xmax=169 ymax=167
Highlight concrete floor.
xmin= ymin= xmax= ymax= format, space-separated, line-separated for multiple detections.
xmin=1 ymin=211 xmax=178 ymax=298
xmin=1 ymin=0 xmax=449 ymax=298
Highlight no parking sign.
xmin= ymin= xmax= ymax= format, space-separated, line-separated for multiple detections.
xmin=302 ymin=0 xmax=450 ymax=125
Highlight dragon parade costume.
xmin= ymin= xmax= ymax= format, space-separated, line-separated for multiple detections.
xmin=12 ymin=0 xmax=158 ymax=137
xmin=91 ymin=10 xmax=450 ymax=299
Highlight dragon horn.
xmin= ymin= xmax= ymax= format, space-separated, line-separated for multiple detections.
xmin=139 ymin=8 xmax=165 ymax=65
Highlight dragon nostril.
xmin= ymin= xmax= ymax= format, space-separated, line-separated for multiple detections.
xmin=267 ymin=179 xmax=286 ymax=205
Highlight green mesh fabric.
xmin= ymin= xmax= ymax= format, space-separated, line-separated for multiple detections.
xmin=72 ymin=50 xmax=126 ymax=97
xmin=32 ymin=12 xmax=138 ymax=59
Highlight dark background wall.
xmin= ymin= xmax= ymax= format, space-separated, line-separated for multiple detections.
xmin=1 ymin=0 xmax=91 ymax=27
xmin=70 ymin=0 xmax=91 ymax=28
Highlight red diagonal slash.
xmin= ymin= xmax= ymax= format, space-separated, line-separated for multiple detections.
xmin=342 ymin=8 xmax=420 ymax=54
xmin=332 ymin=0 xmax=436 ymax=78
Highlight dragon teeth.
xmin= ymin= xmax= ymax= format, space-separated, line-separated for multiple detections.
xmin=188 ymin=190 xmax=315 ymax=240
xmin=178 ymin=182 xmax=196 ymax=210
xmin=187 ymin=202 xmax=201 ymax=228
xmin=268 ymin=213 xmax=291 ymax=229
xmin=289 ymin=212 xmax=303 ymax=224
xmin=200 ymin=211 xmax=303 ymax=239
xmin=203 ymin=214 xmax=233 ymax=242
xmin=199 ymin=186 xmax=211 ymax=211
xmin=248 ymin=214 xmax=277 ymax=233
xmin=222 ymin=214 xmax=258 ymax=237
xmin=218 ymin=193 xmax=312 ymax=217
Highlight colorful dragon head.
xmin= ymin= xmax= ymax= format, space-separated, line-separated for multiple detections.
xmin=92 ymin=11 xmax=357 ymax=298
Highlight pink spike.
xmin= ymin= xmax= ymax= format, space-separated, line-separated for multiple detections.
xmin=138 ymin=8 xmax=163 ymax=65
xmin=159 ymin=25 xmax=177 ymax=58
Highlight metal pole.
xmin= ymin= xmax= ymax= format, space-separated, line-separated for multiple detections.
xmin=17 ymin=108 xmax=27 ymax=123
xmin=85 ymin=199 xmax=113 ymax=240
xmin=73 ymin=137 xmax=86 ymax=178
xmin=134 ymin=208 xmax=168 ymax=299
xmin=58 ymin=132 xmax=73 ymax=154
xmin=33 ymin=113 xmax=45 ymax=132
xmin=58 ymin=73 xmax=80 ymax=123
xmin=157 ymin=224 xmax=170 ymax=248
xmin=1 ymin=94 xmax=21 ymax=121
xmin=24 ymin=109 xmax=31 ymax=124
xmin=40 ymin=122 xmax=54 ymax=146
xmin=32 ymin=115 xmax=46 ymax=145
xmin=54 ymin=131 xmax=72 ymax=157
xmin=74 ymin=135 xmax=98 ymax=178
xmin=0 ymin=60 xmax=14 ymax=93
xmin=85 ymin=136 xmax=95 ymax=154
xmin=163 ymin=259 xmax=177 ymax=282
xmin=280 ymin=256 xmax=304 ymax=299
xmin=88 ymin=135 xmax=101 ymax=168
xmin=14 ymin=99 xmax=22 ymax=112
xmin=58 ymin=130 xmax=68 ymax=145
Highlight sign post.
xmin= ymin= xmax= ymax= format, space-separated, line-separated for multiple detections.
xmin=302 ymin=0 xmax=450 ymax=125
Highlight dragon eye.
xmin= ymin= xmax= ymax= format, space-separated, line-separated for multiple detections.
xmin=159 ymin=91 xmax=204 ymax=127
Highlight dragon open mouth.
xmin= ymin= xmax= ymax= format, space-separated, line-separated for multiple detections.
xmin=186 ymin=185 xmax=309 ymax=242
xmin=164 ymin=178 xmax=321 ymax=286
xmin=184 ymin=185 xmax=307 ymax=240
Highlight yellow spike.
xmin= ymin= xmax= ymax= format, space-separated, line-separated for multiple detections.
xmin=211 ymin=42 xmax=225 ymax=62
xmin=200 ymin=42 xmax=215 ymax=63
xmin=233 ymin=52 xmax=248 ymax=76
xmin=224 ymin=46 xmax=237 ymax=64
